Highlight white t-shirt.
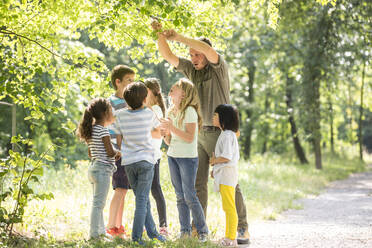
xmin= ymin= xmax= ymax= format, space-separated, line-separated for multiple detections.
xmin=151 ymin=105 xmax=164 ymax=160
xmin=212 ymin=130 xmax=240 ymax=192
xmin=167 ymin=106 xmax=198 ymax=158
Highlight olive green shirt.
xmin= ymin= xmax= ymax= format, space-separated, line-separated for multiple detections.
xmin=176 ymin=55 xmax=230 ymax=126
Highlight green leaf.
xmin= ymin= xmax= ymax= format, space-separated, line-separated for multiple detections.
xmin=173 ymin=19 xmax=180 ymax=26
xmin=33 ymin=167 xmax=44 ymax=176
xmin=44 ymin=155 xmax=55 ymax=162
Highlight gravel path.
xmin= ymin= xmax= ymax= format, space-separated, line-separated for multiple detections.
xmin=246 ymin=166 xmax=372 ymax=248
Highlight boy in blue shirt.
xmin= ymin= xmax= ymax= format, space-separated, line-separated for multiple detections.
xmin=106 ymin=65 xmax=135 ymax=237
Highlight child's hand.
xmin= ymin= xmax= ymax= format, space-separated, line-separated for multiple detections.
xmin=160 ymin=118 xmax=172 ymax=132
xmin=160 ymin=127 xmax=169 ymax=137
xmin=210 ymin=170 xmax=214 ymax=179
xmin=115 ymin=151 xmax=121 ymax=161
xmin=236 ymin=130 xmax=240 ymax=139
xmin=209 ymin=152 xmax=216 ymax=166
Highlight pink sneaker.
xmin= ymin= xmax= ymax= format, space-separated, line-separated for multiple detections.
xmin=159 ymin=226 xmax=169 ymax=236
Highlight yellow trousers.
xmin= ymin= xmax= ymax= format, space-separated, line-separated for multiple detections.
xmin=220 ymin=184 xmax=238 ymax=240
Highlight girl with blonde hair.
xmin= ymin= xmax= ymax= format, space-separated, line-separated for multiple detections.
xmin=160 ymin=78 xmax=208 ymax=241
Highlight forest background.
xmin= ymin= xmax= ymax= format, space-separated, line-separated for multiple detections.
xmin=0 ymin=0 xmax=371 ymax=247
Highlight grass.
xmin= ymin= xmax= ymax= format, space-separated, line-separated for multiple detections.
xmin=1 ymin=151 xmax=370 ymax=247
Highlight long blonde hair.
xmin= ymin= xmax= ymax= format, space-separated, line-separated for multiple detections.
xmin=169 ymin=78 xmax=203 ymax=130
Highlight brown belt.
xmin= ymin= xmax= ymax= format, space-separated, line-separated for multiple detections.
xmin=202 ymin=126 xmax=220 ymax=131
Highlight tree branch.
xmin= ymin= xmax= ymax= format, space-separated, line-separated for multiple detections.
xmin=0 ymin=29 xmax=62 ymax=58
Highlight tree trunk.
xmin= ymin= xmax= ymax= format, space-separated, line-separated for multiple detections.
xmin=358 ymin=58 xmax=366 ymax=161
xmin=302 ymin=7 xmax=332 ymax=170
xmin=347 ymin=83 xmax=353 ymax=142
xmin=243 ymin=63 xmax=256 ymax=159
xmin=261 ymin=92 xmax=270 ymax=154
xmin=329 ymin=100 xmax=335 ymax=154
xmin=314 ymin=137 xmax=322 ymax=169
xmin=285 ymin=75 xmax=308 ymax=164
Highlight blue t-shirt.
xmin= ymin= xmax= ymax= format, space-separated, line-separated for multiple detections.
xmin=107 ymin=95 xmax=127 ymax=149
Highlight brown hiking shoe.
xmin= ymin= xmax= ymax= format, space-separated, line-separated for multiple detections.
xmin=237 ymin=228 xmax=250 ymax=244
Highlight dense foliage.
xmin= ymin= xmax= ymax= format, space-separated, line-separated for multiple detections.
xmin=0 ymin=0 xmax=371 ymax=239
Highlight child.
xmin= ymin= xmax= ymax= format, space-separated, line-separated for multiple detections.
xmin=76 ymin=98 xmax=121 ymax=239
xmin=113 ymin=82 xmax=166 ymax=244
xmin=210 ymin=104 xmax=240 ymax=247
xmin=144 ymin=78 xmax=168 ymax=235
xmin=106 ymin=65 xmax=135 ymax=237
xmin=160 ymin=78 xmax=208 ymax=242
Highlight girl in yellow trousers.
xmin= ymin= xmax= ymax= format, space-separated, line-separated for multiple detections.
xmin=210 ymin=104 xmax=240 ymax=247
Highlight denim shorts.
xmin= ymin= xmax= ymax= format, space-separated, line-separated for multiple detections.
xmin=112 ymin=158 xmax=131 ymax=190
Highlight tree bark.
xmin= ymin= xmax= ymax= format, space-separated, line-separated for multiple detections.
xmin=358 ymin=58 xmax=366 ymax=161
xmin=285 ymin=76 xmax=308 ymax=164
xmin=261 ymin=92 xmax=270 ymax=154
xmin=243 ymin=63 xmax=256 ymax=159
xmin=329 ymin=100 xmax=335 ymax=154
xmin=302 ymin=7 xmax=332 ymax=170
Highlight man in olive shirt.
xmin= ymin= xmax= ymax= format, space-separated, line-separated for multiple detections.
xmin=152 ymin=23 xmax=249 ymax=244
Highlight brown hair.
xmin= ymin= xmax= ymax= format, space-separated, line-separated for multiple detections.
xmin=110 ymin=65 xmax=135 ymax=90
xmin=143 ymin=78 xmax=166 ymax=117
xmin=124 ymin=82 xmax=148 ymax=110
xmin=198 ymin=37 xmax=212 ymax=47
xmin=77 ymin=98 xmax=111 ymax=142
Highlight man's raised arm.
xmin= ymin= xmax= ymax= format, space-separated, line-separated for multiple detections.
xmin=152 ymin=21 xmax=179 ymax=68
xmin=169 ymin=32 xmax=219 ymax=64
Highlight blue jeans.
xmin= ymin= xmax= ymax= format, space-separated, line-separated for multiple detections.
xmin=168 ymin=156 xmax=208 ymax=235
xmin=88 ymin=161 xmax=113 ymax=238
xmin=125 ymin=160 xmax=159 ymax=241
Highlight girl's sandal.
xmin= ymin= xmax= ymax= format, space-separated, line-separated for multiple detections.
xmin=220 ymin=237 xmax=238 ymax=247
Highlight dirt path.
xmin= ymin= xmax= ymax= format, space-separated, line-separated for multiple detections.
xmin=246 ymin=166 xmax=372 ymax=248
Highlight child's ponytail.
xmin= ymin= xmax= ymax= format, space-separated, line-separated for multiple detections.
xmin=77 ymin=109 xmax=94 ymax=142
xmin=155 ymin=93 xmax=166 ymax=117
xmin=144 ymin=78 xmax=166 ymax=117
xmin=77 ymin=98 xmax=111 ymax=143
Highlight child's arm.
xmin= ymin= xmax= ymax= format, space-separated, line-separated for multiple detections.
xmin=88 ymin=148 xmax=92 ymax=158
xmin=116 ymin=135 xmax=122 ymax=150
xmin=151 ymin=127 xmax=162 ymax=139
xmin=102 ymin=136 xmax=121 ymax=158
xmin=163 ymin=133 xmax=171 ymax=145
xmin=171 ymin=122 xmax=196 ymax=143
xmin=209 ymin=152 xmax=230 ymax=166
xmin=161 ymin=118 xmax=196 ymax=143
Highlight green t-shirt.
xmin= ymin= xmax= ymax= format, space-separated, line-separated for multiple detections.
xmin=176 ymin=54 xmax=230 ymax=126
xmin=167 ymin=106 xmax=198 ymax=158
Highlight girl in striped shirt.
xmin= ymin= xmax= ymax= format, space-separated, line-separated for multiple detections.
xmin=77 ymin=98 xmax=121 ymax=239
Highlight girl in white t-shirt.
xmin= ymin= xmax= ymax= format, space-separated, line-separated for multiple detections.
xmin=144 ymin=78 xmax=168 ymax=235
xmin=160 ymin=78 xmax=208 ymax=241
xmin=210 ymin=104 xmax=240 ymax=247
